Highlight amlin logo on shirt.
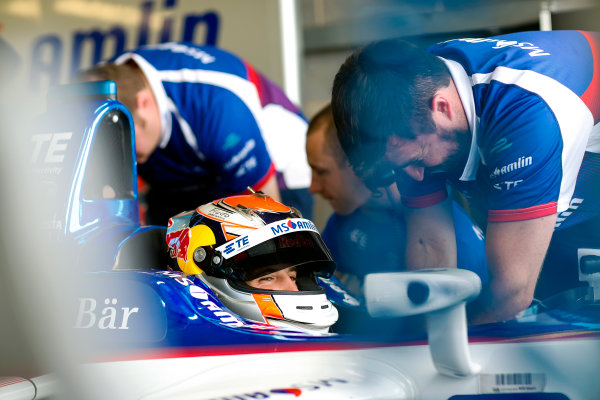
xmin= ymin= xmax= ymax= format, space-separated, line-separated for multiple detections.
xmin=490 ymin=156 xmax=533 ymax=179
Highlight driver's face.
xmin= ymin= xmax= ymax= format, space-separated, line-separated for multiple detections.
xmin=245 ymin=266 xmax=299 ymax=291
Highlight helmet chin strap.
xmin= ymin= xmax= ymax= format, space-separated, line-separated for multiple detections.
xmin=265 ymin=292 xmax=339 ymax=330
xmin=198 ymin=273 xmax=339 ymax=334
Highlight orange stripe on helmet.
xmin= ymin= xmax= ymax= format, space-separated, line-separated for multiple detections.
xmin=223 ymin=194 xmax=291 ymax=213
xmin=252 ymin=293 xmax=284 ymax=321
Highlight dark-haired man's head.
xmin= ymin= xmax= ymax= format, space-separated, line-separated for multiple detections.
xmin=331 ymin=38 xmax=469 ymax=183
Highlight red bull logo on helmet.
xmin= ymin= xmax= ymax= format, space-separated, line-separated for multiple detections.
xmin=166 ymin=227 xmax=191 ymax=262
xmin=166 ymin=212 xmax=195 ymax=262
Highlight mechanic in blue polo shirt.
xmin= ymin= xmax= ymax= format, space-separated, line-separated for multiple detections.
xmin=78 ymin=42 xmax=312 ymax=225
xmin=306 ymin=103 xmax=488 ymax=297
xmin=331 ymin=31 xmax=600 ymax=324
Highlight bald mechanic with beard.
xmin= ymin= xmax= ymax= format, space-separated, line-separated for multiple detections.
xmin=331 ymin=31 xmax=600 ymax=324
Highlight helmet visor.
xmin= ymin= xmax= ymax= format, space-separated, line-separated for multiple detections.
xmin=220 ymin=230 xmax=335 ymax=281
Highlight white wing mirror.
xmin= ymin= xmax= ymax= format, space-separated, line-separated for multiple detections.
xmin=364 ymin=268 xmax=481 ymax=378
xmin=578 ymin=248 xmax=600 ymax=300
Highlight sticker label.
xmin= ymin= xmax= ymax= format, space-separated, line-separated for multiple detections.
xmin=479 ymin=373 xmax=546 ymax=394
xmin=451 ymin=393 xmax=569 ymax=399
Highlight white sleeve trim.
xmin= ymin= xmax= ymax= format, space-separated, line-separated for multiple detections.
xmin=471 ymin=66 xmax=594 ymax=213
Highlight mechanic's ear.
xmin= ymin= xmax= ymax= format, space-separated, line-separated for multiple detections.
xmin=135 ymin=88 xmax=154 ymax=114
xmin=431 ymin=93 xmax=453 ymax=128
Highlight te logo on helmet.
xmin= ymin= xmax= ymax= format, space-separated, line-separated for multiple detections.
xmin=222 ymin=235 xmax=250 ymax=255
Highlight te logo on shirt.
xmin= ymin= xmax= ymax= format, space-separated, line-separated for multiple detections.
xmin=493 ymin=180 xmax=524 ymax=191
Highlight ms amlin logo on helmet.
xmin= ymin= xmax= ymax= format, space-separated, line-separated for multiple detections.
xmin=218 ymin=218 xmax=319 ymax=259
xmin=272 ymin=219 xmax=318 ymax=234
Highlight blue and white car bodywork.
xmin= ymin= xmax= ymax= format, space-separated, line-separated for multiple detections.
xmin=2 ymin=81 xmax=600 ymax=399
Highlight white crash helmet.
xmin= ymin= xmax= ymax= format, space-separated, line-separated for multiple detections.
xmin=165 ymin=192 xmax=339 ymax=334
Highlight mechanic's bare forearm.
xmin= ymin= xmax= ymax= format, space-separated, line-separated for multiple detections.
xmin=468 ymin=278 xmax=535 ymax=324
xmin=404 ymin=199 xmax=457 ymax=270
xmin=468 ymin=216 xmax=557 ymax=324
